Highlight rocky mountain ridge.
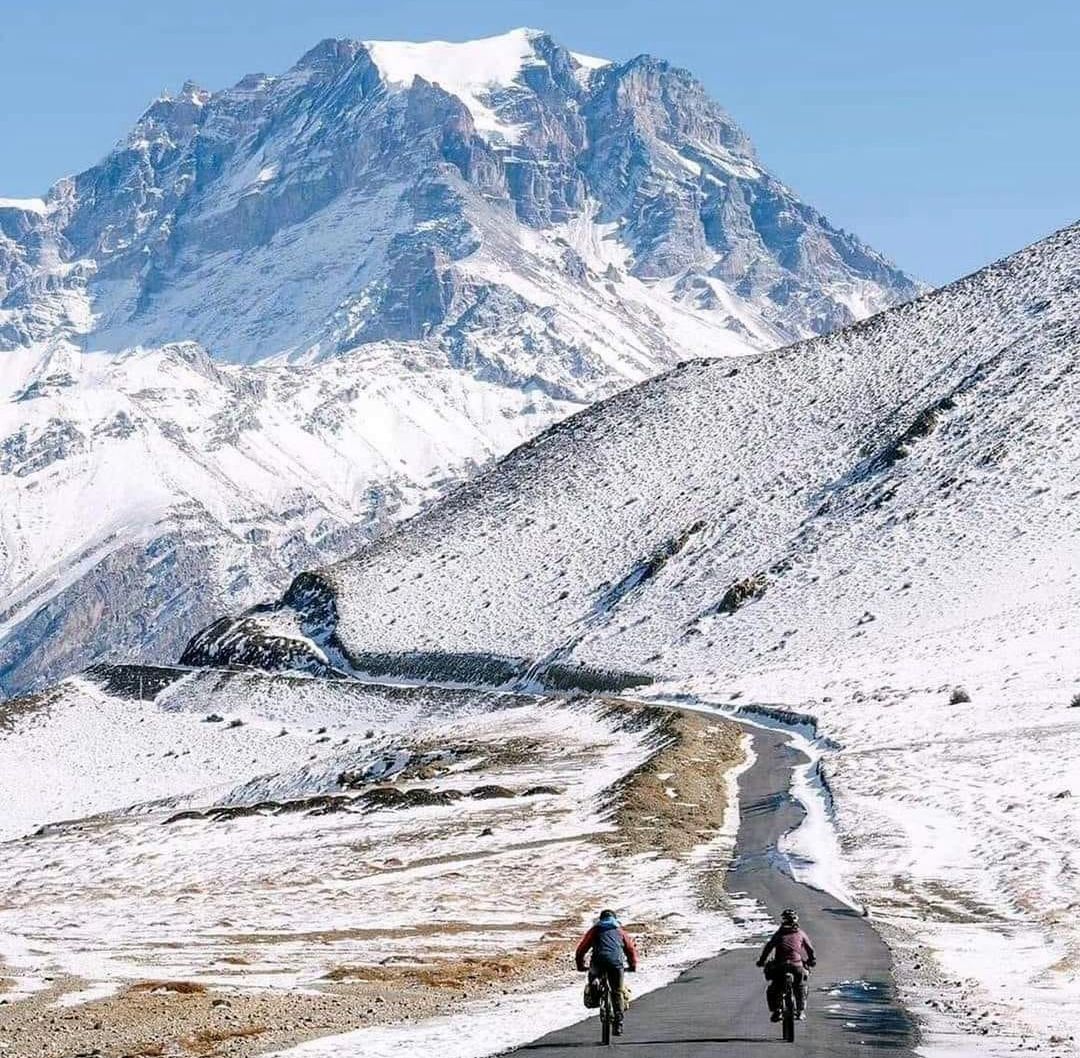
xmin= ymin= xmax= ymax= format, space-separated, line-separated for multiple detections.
xmin=0 ymin=28 xmax=919 ymax=696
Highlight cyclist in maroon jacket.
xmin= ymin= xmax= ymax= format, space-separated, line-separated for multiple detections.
xmin=756 ymin=908 xmax=816 ymax=1020
xmin=576 ymin=909 xmax=638 ymax=1035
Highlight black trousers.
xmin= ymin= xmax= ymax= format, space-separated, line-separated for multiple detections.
xmin=765 ymin=963 xmax=808 ymax=1013
xmin=590 ymin=963 xmax=626 ymax=1018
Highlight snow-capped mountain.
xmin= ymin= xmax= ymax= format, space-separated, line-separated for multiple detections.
xmin=0 ymin=28 xmax=919 ymax=695
xmin=1 ymin=29 xmax=916 ymax=360
xmin=186 ymin=221 xmax=1080 ymax=1052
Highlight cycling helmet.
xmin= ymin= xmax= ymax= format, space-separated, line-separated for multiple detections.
xmin=780 ymin=908 xmax=799 ymax=926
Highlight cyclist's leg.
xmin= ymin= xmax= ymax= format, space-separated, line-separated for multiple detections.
xmin=586 ymin=965 xmax=600 ymax=1006
xmin=795 ymin=969 xmax=809 ymax=1013
xmin=607 ymin=965 xmax=625 ymax=1020
xmin=765 ymin=966 xmax=780 ymax=1013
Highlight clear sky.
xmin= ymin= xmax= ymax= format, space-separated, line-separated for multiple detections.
xmin=1 ymin=0 xmax=1076 ymax=285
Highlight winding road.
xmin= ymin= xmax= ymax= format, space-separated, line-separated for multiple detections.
xmin=508 ymin=724 xmax=919 ymax=1056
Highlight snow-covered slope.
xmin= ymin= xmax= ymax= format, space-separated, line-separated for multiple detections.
xmin=0 ymin=29 xmax=918 ymax=696
xmin=0 ymin=668 xmax=750 ymax=1055
xmin=204 ymin=223 xmax=1077 ymax=680
xmin=0 ymin=340 xmax=573 ymax=695
xmin=192 ymin=222 xmax=1080 ymax=1053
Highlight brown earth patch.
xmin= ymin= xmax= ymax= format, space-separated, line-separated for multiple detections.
xmin=0 ymin=685 xmax=64 ymax=731
xmin=604 ymin=706 xmax=744 ymax=858
xmin=183 ymin=1023 xmax=268 ymax=1054
xmin=219 ymin=917 xmax=574 ymax=947
xmin=323 ymin=945 xmax=571 ymax=988
xmin=127 ymin=979 xmax=209 ymax=995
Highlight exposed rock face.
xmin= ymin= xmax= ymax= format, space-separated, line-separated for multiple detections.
xmin=711 ymin=573 xmax=769 ymax=616
xmin=0 ymin=29 xmax=919 ymax=696
xmin=3 ymin=30 xmax=917 ymax=363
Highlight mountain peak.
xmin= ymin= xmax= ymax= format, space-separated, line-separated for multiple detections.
xmin=364 ymin=29 xmax=540 ymax=84
xmin=293 ymin=37 xmax=366 ymax=74
xmin=0 ymin=25 xmax=922 ymax=696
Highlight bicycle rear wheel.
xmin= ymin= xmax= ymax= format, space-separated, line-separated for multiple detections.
xmin=600 ymin=979 xmax=616 ymax=1046
xmin=782 ymin=975 xmax=796 ymax=1043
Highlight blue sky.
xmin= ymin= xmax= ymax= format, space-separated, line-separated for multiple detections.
xmin=1 ymin=0 xmax=1076 ymax=285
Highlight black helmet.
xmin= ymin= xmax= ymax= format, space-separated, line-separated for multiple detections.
xmin=598 ymin=908 xmax=619 ymax=922
xmin=780 ymin=908 xmax=798 ymax=926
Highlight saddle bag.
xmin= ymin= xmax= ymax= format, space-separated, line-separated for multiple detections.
xmin=583 ymin=980 xmax=601 ymax=1009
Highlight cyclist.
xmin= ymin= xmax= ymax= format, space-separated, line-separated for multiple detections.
xmin=756 ymin=908 xmax=816 ymax=1021
xmin=576 ymin=909 xmax=639 ymax=1035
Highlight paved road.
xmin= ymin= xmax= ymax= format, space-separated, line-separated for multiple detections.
xmin=507 ymin=725 xmax=919 ymax=1056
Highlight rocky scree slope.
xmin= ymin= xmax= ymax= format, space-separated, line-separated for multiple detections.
xmin=0 ymin=29 xmax=918 ymax=698
xmin=190 ymin=221 xmax=1078 ymax=689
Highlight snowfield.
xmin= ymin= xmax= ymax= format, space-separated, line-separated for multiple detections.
xmin=364 ymin=29 xmax=544 ymax=144
xmin=195 ymin=222 xmax=1080 ymax=1054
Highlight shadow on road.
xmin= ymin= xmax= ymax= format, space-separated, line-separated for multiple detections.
xmin=823 ymin=978 xmax=916 ymax=1049
xmin=741 ymin=792 xmax=789 ymax=816
xmin=518 ymin=1038 xmax=773 ymax=1050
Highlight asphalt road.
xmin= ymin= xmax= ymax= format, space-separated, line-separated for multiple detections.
xmin=507 ymin=725 xmax=919 ymax=1056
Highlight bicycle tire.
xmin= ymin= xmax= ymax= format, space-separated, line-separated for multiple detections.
xmin=782 ymin=975 xmax=796 ymax=1043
